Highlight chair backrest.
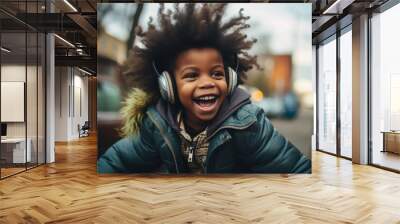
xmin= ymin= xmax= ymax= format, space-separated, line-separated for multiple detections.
xmin=82 ymin=121 xmax=90 ymax=129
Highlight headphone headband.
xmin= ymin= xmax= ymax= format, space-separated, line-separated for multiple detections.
xmin=233 ymin=54 xmax=239 ymax=72
xmin=152 ymin=61 xmax=162 ymax=76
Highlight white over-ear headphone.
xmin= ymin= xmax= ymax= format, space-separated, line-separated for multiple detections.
xmin=153 ymin=57 xmax=239 ymax=104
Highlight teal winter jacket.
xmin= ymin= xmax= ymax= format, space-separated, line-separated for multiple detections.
xmin=97 ymin=88 xmax=311 ymax=174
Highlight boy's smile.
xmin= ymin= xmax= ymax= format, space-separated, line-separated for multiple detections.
xmin=174 ymin=48 xmax=228 ymax=131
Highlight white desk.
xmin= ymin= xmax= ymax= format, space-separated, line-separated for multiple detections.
xmin=1 ymin=138 xmax=31 ymax=163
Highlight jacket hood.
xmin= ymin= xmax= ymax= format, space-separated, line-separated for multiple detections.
xmin=120 ymin=88 xmax=155 ymax=136
xmin=155 ymin=87 xmax=251 ymax=136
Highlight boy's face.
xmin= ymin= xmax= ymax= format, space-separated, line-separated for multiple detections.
xmin=174 ymin=48 xmax=228 ymax=125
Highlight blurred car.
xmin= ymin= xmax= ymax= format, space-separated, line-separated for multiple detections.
xmin=246 ymin=86 xmax=299 ymax=119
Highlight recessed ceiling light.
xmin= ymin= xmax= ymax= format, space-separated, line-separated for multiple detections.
xmin=63 ymin=0 xmax=78 ymax=12
xmin=78 ymin=67 xmax=93 ymax=76
xmin=1 ymin=47 xmax=11 ymax=53
xmin=54 ymin=34 xmax=75 ymax=48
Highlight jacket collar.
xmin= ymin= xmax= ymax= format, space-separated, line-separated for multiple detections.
xmin=154 ymin=87 xmax=252 ymax=136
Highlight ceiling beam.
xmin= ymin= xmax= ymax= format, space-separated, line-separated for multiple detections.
xmin=55 ymin=55 xmax=96 ymax=72
xmin=312 ymin=15 xmax=335 ymax=33
xmin=67 ymin=13 xmax=97 ymax=39
xmin=11 ymin=13 xmax=82 ymax=32
xmin=322 ymin=0 xmax=356 ymax=14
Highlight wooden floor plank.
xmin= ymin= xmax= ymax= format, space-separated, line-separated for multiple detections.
xmin=0 ymin=134 xmax=400 ymax=223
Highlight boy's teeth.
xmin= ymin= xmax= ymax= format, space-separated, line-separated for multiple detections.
xmin=199 ymin=96 xmax=216 ymax=100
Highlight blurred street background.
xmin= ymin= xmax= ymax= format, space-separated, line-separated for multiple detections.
xmin=97 ymin=3 xmax=313 ymax=159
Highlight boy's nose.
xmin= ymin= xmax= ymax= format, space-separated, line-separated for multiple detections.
xmin=199 ymin=80 xmax=216 ymax=89
xmin=198 ymin=76 xmax=216 ymax=89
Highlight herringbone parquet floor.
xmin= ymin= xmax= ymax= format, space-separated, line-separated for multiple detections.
xmin=1 ymin=134 xmax=400 ymax=223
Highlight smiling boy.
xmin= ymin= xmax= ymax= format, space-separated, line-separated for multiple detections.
xmin=97 ymin=3 xmax=311 ymax=174
xmin=175 ymin=48 xmax=227 ymax=134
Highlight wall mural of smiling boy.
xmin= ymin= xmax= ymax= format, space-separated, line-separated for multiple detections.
xmin=97 ymin=3 xmax=311 ymax=174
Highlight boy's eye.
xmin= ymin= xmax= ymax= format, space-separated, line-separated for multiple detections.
xmin=211 ymin=71 xmax=225 ymax=79
xmin=182 ymin=72 xmax=198 ymax=81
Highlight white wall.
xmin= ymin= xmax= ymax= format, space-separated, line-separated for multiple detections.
xmin=1 ymin=65 xmax=26 ymax=81
xmin=55 ymin=67 xmax=89 ymax=141
xmin=1 ymin=82 xmax=25 ymax=122
xmin=55 ymin=67 xmax=69 ymax=141
xmin=70 ymin=73 xmax=89 ymax=138
xmin=1 ymin=65 xmax=32 ymax=138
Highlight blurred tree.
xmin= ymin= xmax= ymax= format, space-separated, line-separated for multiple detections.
xmin=97 ymin=4 xmax=113 ymax=35
xmin=97 ymin=3 xmax=145 ymax=100
xmin=97 ymin=3 xmax=144 ymax=50
xmin=127 ymin=3 xmax=143 ymax=53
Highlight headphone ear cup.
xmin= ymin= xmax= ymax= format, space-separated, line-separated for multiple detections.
xmin=158 ymin=71 xmax=175 ymax=104
xmin=227 ymin=67 xmax=238 ymax=96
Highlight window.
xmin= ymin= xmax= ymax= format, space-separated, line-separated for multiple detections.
xmin=317 ymin=37 xmax=337 ymax=154
xmin=0 ymin=1 xmax=46 ymax=179
xmin=339 ymin=29 xmax=352 ymax=158
xmin=371 ymin=3 xmax=400 ymax=171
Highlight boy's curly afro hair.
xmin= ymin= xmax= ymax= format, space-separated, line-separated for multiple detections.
xmin=124 ymin=3 xmax=258 ymax=100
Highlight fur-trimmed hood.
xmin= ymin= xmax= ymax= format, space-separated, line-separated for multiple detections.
xmin=120 ymin=88 xmax=155 ymax=137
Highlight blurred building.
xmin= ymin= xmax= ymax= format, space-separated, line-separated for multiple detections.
xmin=268 ymin=55 xmax=293 ymax=95
xmin=98 ymin=31 xmax=127 ymax=66
xmin=97 ymin=31 xmax=128 ymax=156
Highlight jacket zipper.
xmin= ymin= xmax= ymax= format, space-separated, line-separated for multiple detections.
xmin=147 ymin=113 xmax=180 ymax=173
xmin=205 ymin=120 xmax=256 ymax=173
